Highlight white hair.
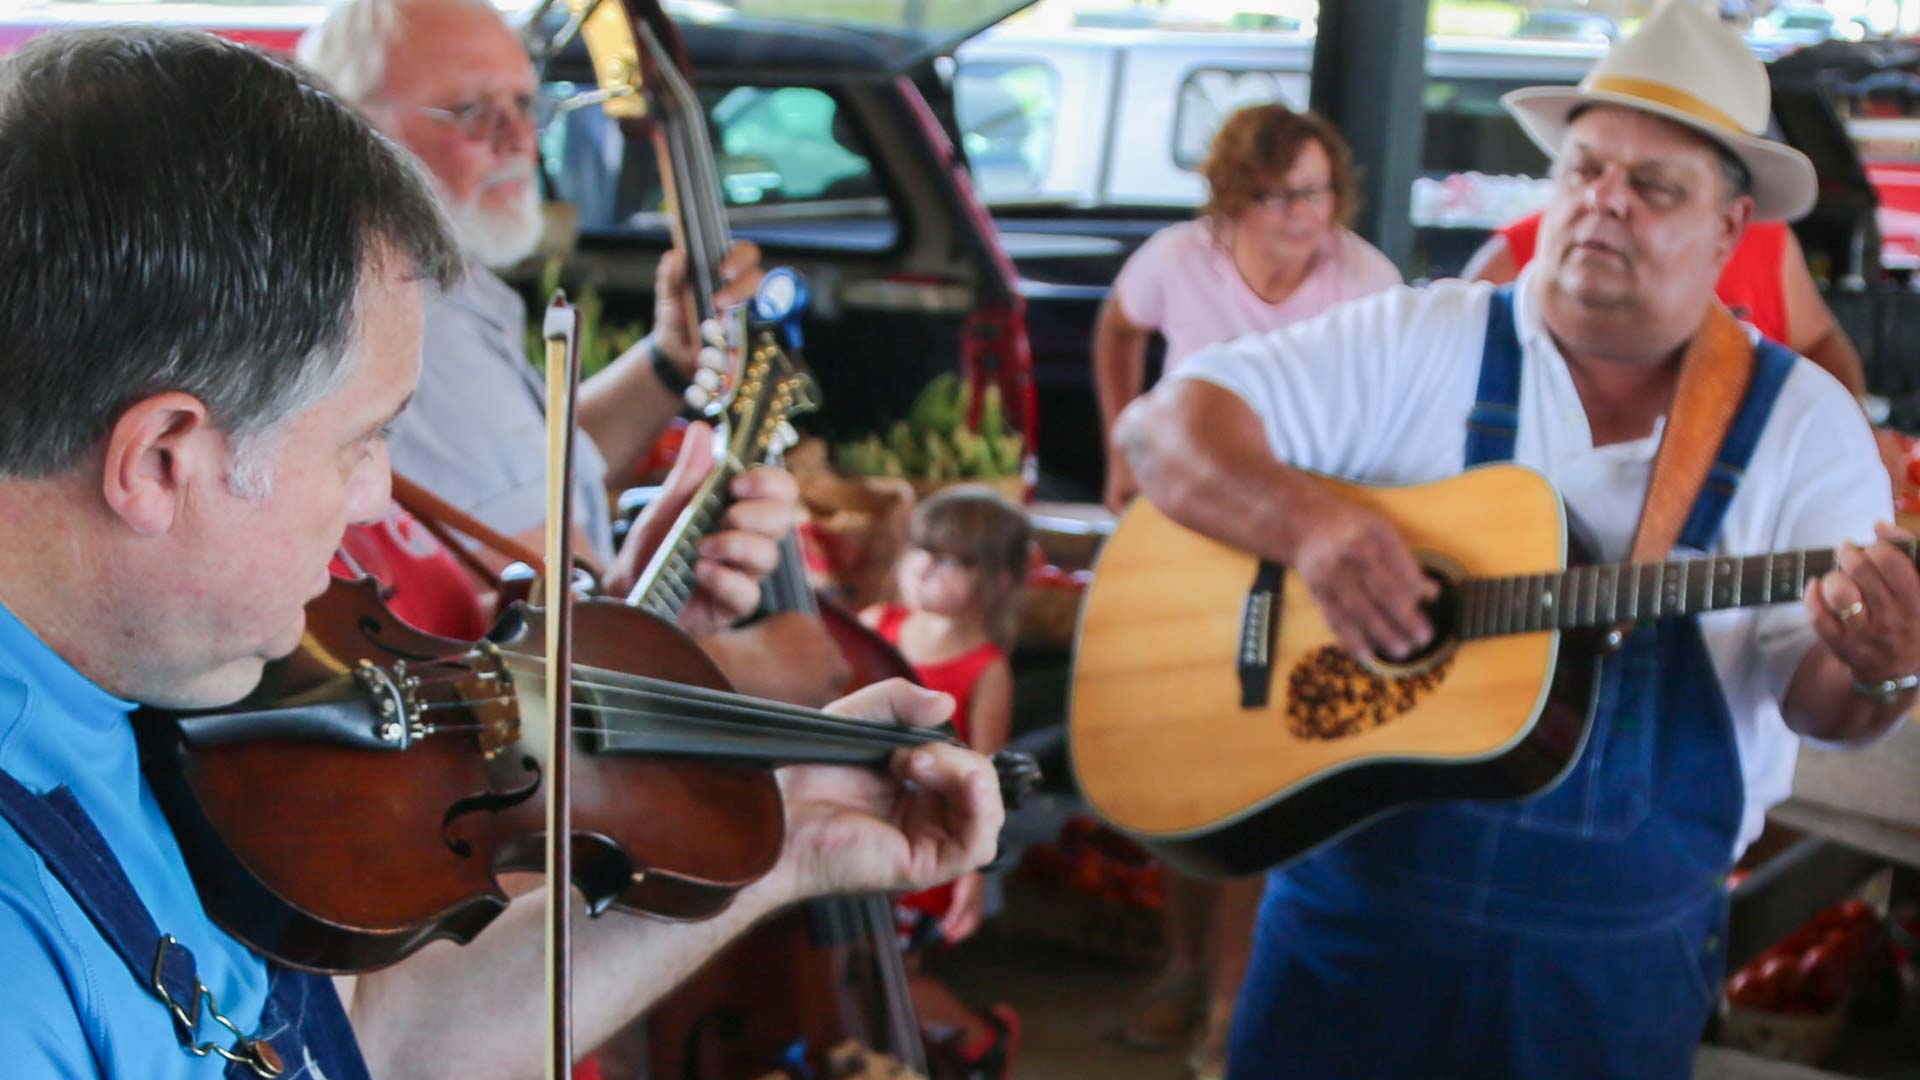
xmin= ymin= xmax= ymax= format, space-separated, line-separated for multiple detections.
xmin=296 ymin=0 xmax=502 ymax=104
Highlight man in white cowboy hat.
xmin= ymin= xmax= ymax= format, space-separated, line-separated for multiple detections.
xmin=1116 ymin=2 xmax=1916 ymax=1075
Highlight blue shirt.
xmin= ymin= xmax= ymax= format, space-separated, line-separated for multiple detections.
xmin=0 ymin=600 xmax=271 ymax=1077
xmin=387 ymin=264 xmax=616 ymax=564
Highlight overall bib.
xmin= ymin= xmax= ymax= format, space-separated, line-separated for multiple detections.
xmin=0 ymin=767 xmax=370 ymax=1079
xmin=1227 ymin=288 xmax=1797 ymax=1079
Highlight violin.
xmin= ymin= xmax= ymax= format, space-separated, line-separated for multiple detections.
xmin=135 ymin=573 xmax=1037 ymax=975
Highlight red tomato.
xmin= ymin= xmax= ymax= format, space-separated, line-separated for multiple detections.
xmin=1727 ymin=966 xmax=1781 ymax=1011
xmin=1836 ymin=899 xmax=1875 ymax=927
xmin=1796 ymin=945 xmax=1846 ymax=1012
xmin=1820 ymin=927 xmax=1858 ymax=972
xmin=1757 ymin=954 xmax=1806 ymax=1012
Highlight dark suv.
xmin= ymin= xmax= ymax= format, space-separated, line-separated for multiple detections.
xmin=527 ymin=5 xmax=1039 ymax=460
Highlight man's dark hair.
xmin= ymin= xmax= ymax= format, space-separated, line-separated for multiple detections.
xmin=0 ymin=27 xmax=462 ymax=480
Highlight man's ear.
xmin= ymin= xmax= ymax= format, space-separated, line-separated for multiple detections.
xmin=101 ymin=392 xmax=218 ymax=536
xmin=1718 ymin=192 xmax=1756 ymax=266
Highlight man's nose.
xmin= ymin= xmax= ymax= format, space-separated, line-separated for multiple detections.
xmin=1585 ymin=163 xmax=1632 ymax=215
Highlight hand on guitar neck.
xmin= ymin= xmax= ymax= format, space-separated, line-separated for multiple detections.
xmin=605 ymin=419 xmax=802 ymax=631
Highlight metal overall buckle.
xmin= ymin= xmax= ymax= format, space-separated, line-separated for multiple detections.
xmin=152 ymin=935 xmax=286 ymax=1078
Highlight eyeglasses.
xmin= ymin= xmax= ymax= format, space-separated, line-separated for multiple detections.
xmin=378 ymin=93 xmax=548 ymax=142
xmin=1253 ymin=184 xmax=1333 ymax=211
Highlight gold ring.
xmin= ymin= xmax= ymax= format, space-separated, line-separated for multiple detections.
xmin=1837 ymin=600 xmax=1866 ymax=625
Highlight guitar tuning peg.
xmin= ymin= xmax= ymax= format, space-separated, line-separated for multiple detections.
xmin=774 ymin=421 xmax=799 ymax=451
xmin=697 ymin=346 xmax=727 ymax=372
xmin=699 ymin=320 xmax=727 ymax=349
xmin=693 ymin=368 xmax=722 ymax=393
xmin=683 ymin=385 xmax=711 ymax=411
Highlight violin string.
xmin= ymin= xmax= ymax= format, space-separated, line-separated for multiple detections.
xmin=512 ymin=674 xmax=942 ymax=751
xmin=411 ymin=677 xmax=939 ymax=755
xmin=495 ymin=655 xmax=942 ymax=746
xmin=404 ymin=650 xmax=908 ymax=742
xmin=410 ymin=708 xmax=912 ymax=764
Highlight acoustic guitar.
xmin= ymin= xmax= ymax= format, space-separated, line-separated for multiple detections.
xmin=1068 ymin=462 xmax=1852 ymax=877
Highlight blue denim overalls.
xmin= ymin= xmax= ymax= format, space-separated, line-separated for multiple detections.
xmin=1227 ymin=288 xmax=1797 ymax=1079
xmin=0 ymin=766 xmax=370 ymax=1079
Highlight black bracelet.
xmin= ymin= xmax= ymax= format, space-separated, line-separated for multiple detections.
xmin=646 ymin=335 xmax=690 ymax=396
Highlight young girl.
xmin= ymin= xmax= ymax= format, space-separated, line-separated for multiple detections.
xmin=863 ymin=484 xmax=1030 ymax=1079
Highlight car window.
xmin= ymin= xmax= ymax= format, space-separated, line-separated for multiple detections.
xmin=539 ymin=80 xmax=900 ymax=249
xmin=1421 ymin=77 xmax=1551 ymax=179
xmin=1172 ymin=67 xmax=1310 ymax=169
xmin=954 ymin=58 xmax=1060 ymax=201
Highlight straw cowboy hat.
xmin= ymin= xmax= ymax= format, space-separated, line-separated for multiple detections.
xmin=1502 ymin=0 xmax=1817 ymax=221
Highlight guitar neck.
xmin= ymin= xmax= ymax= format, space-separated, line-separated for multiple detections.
xmin=1454 ymin=541 xmax=1911 ymax=639
xmin=626 ymin=459 xmax=740 ymax=618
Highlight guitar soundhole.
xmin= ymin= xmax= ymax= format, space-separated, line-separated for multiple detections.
xmin=1285 ymin=647 xmax=1455 ymax=741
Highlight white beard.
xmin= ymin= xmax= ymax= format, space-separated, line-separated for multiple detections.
xmin=445 ymin=168 xmax=544 ymax=269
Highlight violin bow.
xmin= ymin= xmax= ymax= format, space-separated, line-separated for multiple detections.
xmin=541 ymin=293 xmax=585 ymax=1076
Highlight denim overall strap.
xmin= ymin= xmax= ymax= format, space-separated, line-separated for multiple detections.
xmin=1226 ymin=313 xmax=1791 ymax=1080
xmin=1465 ymin=285 xmax=1521 ymax=467
xmin=229 ymin=969 xmax=372 ymax=1080
xmin=0 ymin=767 xmax=369 ymax=1080
xmin=0 ymin=768 xmax=205 ymax=1047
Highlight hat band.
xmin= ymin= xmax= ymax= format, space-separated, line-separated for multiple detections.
xmin=1584 ymin=75 xmax=1747 ymax=138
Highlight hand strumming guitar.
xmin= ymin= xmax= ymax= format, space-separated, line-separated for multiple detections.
xmin=1289 ymin=488 xmax=1438 ymax=663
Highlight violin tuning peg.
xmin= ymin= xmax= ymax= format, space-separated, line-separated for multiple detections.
xmin=683 ymin=385 xmax=711 ymax=411
xmin=697 ymin=346 xmax=727 ymax=372
xmin=693 ymin=368 xmax=722 ymax=393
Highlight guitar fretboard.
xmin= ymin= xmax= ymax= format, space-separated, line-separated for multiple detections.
xmin=630 ymin=464 xmax=736 ymax=621
xmin=1454 ymin=541 xmax=1910 ymax=639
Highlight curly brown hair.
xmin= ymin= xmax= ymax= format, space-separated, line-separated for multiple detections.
xmin=1201 ymin=103 xmax=1360 ymax=230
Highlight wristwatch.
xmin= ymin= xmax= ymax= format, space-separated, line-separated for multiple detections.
xmin=1850 ymin=672 xmax=1920 ymax=704
xmin=644 ymin=333 xmax=690 ymax=396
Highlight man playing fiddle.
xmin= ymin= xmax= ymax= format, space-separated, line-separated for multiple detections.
xmin=296 ymin=0 xmax=850 ymax=703
xmin=1118 ymin=3 xmax=1915 ymax=1076
xmin=0 ymin=27 xmax=1003 ymax=1078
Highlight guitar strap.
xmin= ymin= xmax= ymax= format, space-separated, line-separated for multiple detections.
xmin=1612 ymin=302 xmax=1757 ymax=640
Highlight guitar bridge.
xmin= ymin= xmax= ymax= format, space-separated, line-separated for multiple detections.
xmin=1239 ymin=562 xmax=1284 ymax=709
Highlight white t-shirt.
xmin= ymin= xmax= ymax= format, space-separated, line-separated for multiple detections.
xmin=1171 ymin=268 xmax=1891 ymax=858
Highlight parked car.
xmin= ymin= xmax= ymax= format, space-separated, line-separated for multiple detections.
xmin=1515 ymin=9 xmax=1619 ymax=45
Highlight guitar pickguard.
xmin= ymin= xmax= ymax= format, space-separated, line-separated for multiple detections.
xmin=1285 ymin=646 xmax=1455 ymax=741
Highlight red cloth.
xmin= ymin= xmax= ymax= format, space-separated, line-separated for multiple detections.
xmin=1498 ymin=213 xmax=1791 ymax=344
xmin=871 ymin=604 xmax=1003 ymax=744
xmin=873 ymin=603 xmax=1006 ymax=924
xmin=330 ymin=503 xmax=489 ymax=641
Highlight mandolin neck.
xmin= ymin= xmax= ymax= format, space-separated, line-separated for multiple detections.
xmin=1453 ymin=541 xmax=1908 ymax=639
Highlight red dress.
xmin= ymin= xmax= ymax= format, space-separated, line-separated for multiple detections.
xmin=872 ymin=604 xmax=1006 ymax=926
xmin=1499 ymin=212 xmax=1791 ymax=344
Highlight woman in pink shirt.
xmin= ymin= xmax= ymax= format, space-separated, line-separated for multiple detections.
xmin=1093 ymin=104 xmax=1399 ymax=1080
xmin=1095 ymin=103 xmax=1402 ymax=513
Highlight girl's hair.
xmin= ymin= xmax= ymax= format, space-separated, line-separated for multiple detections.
xmin=1200 ymin=103 xmax=1361 ymax=230
xmin=909 ymin=485 xmax=1032 ymax=648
